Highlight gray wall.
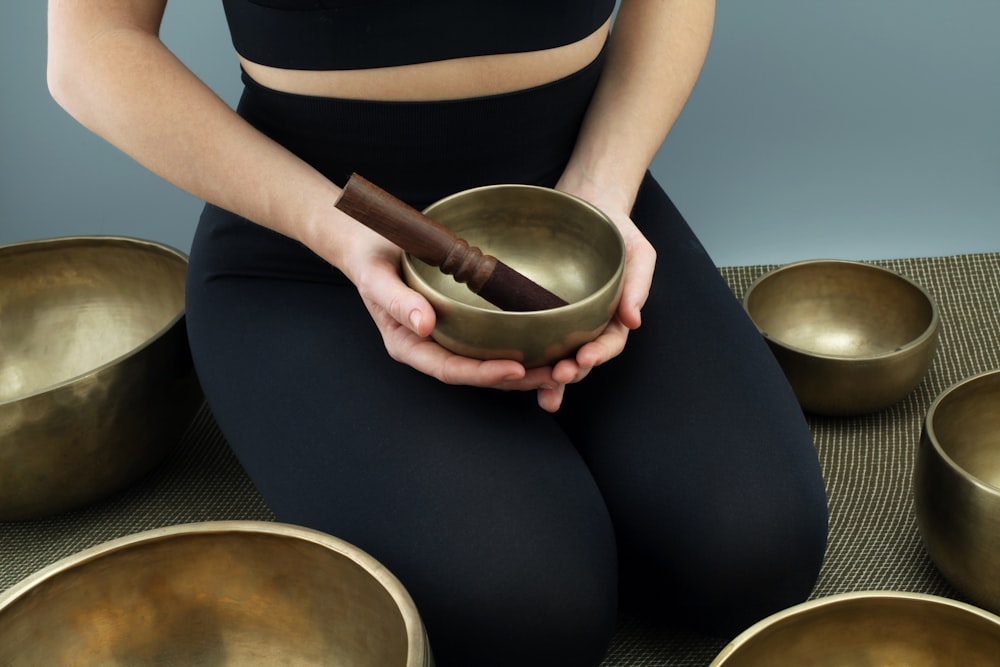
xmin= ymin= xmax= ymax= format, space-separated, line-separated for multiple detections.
xmin=2 ymin=1 xmax=997 ymax=266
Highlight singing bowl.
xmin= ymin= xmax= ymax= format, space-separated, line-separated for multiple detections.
xmin=710 ymin=591 xmax=1000 ymax=666
xmin=403 ymin=184 xmax=624 ymax=368
xmin=0 ymin=521 xmax=433 ymax=666
xmin=743 ymin=259 xmax=939 ymax=415
xmin=914 ymin=369 xmax=1000 ymax=615
xmin=0 ymin=236 xmax=202 ymax=520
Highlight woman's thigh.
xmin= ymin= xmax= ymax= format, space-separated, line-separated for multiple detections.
xmin=558 ymin=175 xmax=829 ymax=632
xmin=185 ymin=210 xmax=618 ymax=665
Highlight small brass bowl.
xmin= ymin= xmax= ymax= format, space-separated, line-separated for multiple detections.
xmin=914 ymin=369 xmax=1000 ymax=615
xmin=403 ymin=184 xmax=624 ymax=368
xmin=0 ymin=521 xmax=433 ymax=666
xmin=710 ymin=591 xmax=1000 ymax=666
xmin=0 ymin=236 xmax=202 ymax=520
xmin=743 ymin=259 xmax=939 ymax=415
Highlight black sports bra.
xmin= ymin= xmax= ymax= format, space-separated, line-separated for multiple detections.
xmin=222 ymin=0 xmax=616 ymax=70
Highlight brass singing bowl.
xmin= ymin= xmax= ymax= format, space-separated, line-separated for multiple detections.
xmin=0 ymin=521 xmax=433 ymax=666
xmin=914 ymin=369 xmax=1000 ymax=615
xmin=0 ymin=236 xmax=202 ymax=520
xmin=403 ymin=184 xmax=625 ymax=368
xmin=710 ymin=591 xmax=1000 ymax=666
xmin=743 ymin=259 xmax=939 ymax=415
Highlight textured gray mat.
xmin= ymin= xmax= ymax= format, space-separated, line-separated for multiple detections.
xmin=3 ymin=252 xmax=998 ymax=666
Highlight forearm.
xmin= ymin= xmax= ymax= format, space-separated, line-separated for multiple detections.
xmin=46 ymin=1 xmax=352 ymax=265
xmin=561 ymin=0 xmax=715 ymax=210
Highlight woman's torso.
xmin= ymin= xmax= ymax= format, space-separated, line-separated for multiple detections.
xmin=223 ymin=0 xmax=615 ymax=100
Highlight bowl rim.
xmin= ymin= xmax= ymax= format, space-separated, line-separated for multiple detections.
xmin=405 ymin=183 xmax=626 ymax=316
xmin=709 ymin=590 xmax=1000 ymax=666
xmin=0 ymin=520 xmax=431 ymax=667
xmin=923 ymin=368 xmax=1000 ymax=495
xmin=742 ymin=258 xmax=940 ymax=362
xmin=0 ymin=235 xmax=190 ymax=407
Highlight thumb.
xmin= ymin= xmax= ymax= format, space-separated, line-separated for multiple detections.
xmin=365 ymin=261 xmax=437 ymax=337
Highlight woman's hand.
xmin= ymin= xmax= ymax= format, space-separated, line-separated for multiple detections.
xmin=534 ymin=184 xmax=657 ymax=412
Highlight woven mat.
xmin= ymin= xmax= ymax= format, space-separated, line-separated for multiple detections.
xmin=2 ymin=252 xmax=998 ymax=666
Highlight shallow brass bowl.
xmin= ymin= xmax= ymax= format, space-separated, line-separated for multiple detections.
xmin=0 ymin=521 xmax=433 ymax=666
xmin=0 ymin=236 xmax=202 ymax=520
xmin=710 ymin=591 xmax=1000 ymax=666
xmin=914 ymin=369 xmax=1000 ymax=615
xmin=403 ymin=184 xmax=624 ymax=368
xmin=743 ymin=259 xmax=939 ymax=415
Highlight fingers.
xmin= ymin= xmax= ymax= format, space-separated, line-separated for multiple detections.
xmin=366 ymin=298 xmax=526 ymax=385
xmin=575 ymin=317 xmax=631 ymax=370
xmin=360 ymin=258 xmax=437 ymax=337
xmin=534 ymin=319 xmax=630 ymax=412
xmin=536 ymin=383 xmax=566 ymax=413
xmin=617 ymin=230 xmax=656 ymax=331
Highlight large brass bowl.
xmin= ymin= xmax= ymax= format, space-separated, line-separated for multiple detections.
xmin=914 ymin=369 xmax=1000 ymax=615
xmin=0 ymin=521 xmax=433 ymax=666
xmin=710 ymin=591 xmax=1000 ymax=666
xmin=403 ymin=184 xmax=625 ymax=368
xmin=0 ymin=236 xmax=202 ymax=520
xmin=743 ymin=259 xmax=939 ymax=415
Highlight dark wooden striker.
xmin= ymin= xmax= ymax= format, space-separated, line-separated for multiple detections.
xmin=335 ymin=173 xmax=568 ymax=312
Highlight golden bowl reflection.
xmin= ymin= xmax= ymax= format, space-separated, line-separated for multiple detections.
xmin=403 ymin=184 xmax=624 ymax=368
xmin=0 ymin=236 xmax=202 ymax=520
xmin=915 ymin=369 xmax=1000 ymax=615
xmin=743 ymin=259 xmax=939 ymax=415
xmin=0 ymin=522 xmax=432 ymax=666
xmin=710 ymin=591 xmax=1000 ymax=666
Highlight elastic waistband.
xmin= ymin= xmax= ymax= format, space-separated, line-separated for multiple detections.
xmin=236 ymin=46 xmax=606 ymax=208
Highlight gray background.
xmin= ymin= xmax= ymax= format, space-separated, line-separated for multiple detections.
xmin=2 ymin=1 xmax=997 ymax=267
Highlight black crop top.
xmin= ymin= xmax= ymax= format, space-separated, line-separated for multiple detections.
xmin=222 ymin=0 xmax=616 ymax=70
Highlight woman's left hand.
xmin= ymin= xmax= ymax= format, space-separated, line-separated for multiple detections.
xmin=535 ymin=188 xmax=656 ymax=412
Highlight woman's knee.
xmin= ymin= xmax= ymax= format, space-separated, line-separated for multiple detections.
xmin=689 ymin=482 xmax=827 ymax=631
xmin=633 ymin=456 xmax=828 ymax=635
xmin=407 ymin=527 xmax=619 ymax=666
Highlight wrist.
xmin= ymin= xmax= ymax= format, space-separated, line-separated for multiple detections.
xmin=295 ymin=185 xmax=364 ymax=271
xmin=557 ymin=168 xmax=636 ymax=217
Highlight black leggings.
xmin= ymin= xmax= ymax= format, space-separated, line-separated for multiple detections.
xmin=186 ymin=51 xmax=828 ymax=667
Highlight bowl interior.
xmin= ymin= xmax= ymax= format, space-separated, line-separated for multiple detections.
xmin=0 ymin=525 xmax=419 ymax=666
xmin=745 ymin=261 xmax=935 ymax=358
xmin=0 ymin=237 xmax=187 ymax=403
xmin=410 ymin=184 xmax=622 ymax=309
xmin=712 ymin=593 xmax=1000 ymax=667
xmin=927 ymin=371 xmax=1000 ymax=490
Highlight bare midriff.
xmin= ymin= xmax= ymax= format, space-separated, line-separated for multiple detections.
xmin=238 ymin=18 xmax=611 ymax=101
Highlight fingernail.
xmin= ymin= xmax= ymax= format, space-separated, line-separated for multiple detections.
xmin=408 ymin=310 xmax=422 ymax=331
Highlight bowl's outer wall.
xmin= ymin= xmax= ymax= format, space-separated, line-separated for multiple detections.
xmin=766 ymin=321 xmax=939 ymax=416
xmin=0 ymin=237 xmax=203 ymax=520
xmin=914 ymin=371 xmax=1000 ymax=616
xmin=0 ymin=320 xmax=202 ymax=520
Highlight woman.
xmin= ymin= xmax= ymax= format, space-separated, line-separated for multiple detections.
xmin=47 ymin=1 xmax=828 ymax=664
